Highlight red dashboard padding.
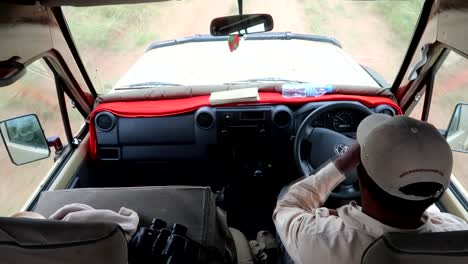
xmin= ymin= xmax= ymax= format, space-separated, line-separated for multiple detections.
xmin=88 ymin=92 xmax=402 ymax=159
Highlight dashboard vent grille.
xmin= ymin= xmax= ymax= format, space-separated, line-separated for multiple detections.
xmin=273 ymin=109 xmax=292 ymax=128
xmin=96 ymin=112 xmax=116 ymax=131
xmin=196 ymin=111 xmax=215 ymax=129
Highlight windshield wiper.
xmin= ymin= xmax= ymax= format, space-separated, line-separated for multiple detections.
xmin=224 ymin=78 xmax=306 ymax=84
xmin=116 ymin=81 xmax=183 ymax=90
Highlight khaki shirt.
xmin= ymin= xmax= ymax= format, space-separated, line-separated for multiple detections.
xmin=273 ymin=162 xmax=468 ymax=264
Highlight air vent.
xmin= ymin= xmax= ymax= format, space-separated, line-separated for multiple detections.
xmin=195 ymin=107 xmax=215 ymax=129
xmin=374 ymin=105 xmax=396 ymax=116
xmin=98 ymin=147 xmax=120 ymax=160
xmin=95 ymin=112 xmax=116 ymax=131
xmin=273 ymin=106 xmax=293 ymax=128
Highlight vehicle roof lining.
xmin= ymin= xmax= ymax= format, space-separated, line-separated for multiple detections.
xmin=39 ymin=0 xmax=171 ymax=7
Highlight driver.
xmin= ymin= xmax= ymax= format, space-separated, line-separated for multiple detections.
xmin=274 ymin=114 xmax=468 ymax=264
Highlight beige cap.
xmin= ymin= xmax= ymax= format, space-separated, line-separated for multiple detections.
xmin=357 ymin=114 xmax=453 ymax=201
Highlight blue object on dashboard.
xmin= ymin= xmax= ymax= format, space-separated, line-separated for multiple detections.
xmin=282 ymin=83 xmax=334 ymax=98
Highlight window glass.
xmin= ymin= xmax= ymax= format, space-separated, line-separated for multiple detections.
xmin=63 ymin=0 xmax=423 ymax=93
xmin=409 ymin=91 xmax=425 ymax=120
xmin=66 ymin=97 xmax=86 ymax=135
xmin=428 ymin=51 xmax=468 ymax=195
xmin=5 ymin=117 xmax=48 ymax=148
xmin=0 ymin=59 xmax=67 ymax=216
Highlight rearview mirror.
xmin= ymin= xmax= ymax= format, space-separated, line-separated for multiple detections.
xmin=210 ymin=14 xmax=273 ymax=36
xmin=0 ymin=114 xmax=50 ymax=165
xmin=446 ymin=103 xmax=468 ymax=153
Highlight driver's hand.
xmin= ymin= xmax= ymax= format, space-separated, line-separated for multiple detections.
xmin=334 ymin=144 xmax=360 ymax=174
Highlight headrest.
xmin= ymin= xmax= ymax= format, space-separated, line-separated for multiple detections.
xmin=362 ymin=231 xmax=468 ymax=264
xmin=0 ymin=217 xmax=127 ymax=264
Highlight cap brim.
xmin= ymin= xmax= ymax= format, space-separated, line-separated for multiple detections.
xmin=357 ymin=114 xmax=392 ymax=144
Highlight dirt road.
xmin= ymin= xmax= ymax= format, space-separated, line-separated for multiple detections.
xmin=246 ymin=0 xmax=307 ymax=32
xmin=245 ymin=0 xmax=403 ymax=83
xmin=91 ymin=0 xmax=234 ymax=92
xmin=90 ymin=0 xmax=406 ymax=92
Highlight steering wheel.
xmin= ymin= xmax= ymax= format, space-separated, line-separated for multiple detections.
xmin=294 ymin=102 xmax=373 ymax=200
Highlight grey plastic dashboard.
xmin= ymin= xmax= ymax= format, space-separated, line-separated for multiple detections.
xmin=93 ymin=101 xmax=396 ymax=161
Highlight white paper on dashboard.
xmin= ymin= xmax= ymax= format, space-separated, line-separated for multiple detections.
xmin=209 ymin=87 xmax=259 ymax=105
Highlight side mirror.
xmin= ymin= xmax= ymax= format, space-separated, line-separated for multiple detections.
xmin=0 ymin=57 xmax=26 ymax=87
xmin=446 ymin=103 xmax=468 ymax=153
xmin=0 ymin=114 xmax=50 ymax=165
xmin=210 ymin=14 xmax=274 ymax=36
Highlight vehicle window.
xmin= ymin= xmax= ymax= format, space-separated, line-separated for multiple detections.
xmin=427 ymin=51 xmax=468 ymax=196
xmin=0 ymin=59 xmax=68 ymax=216
xmin=66 ymin=97 xmax=86 ymax=135
xmin=62 ymin=0 xmax=423 ymax=93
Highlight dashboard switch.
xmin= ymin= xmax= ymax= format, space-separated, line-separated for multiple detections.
xmin=221 ymin=129 xmax=229 ymax=137
xmin=258 ymin=128 xmax=266 ymax=136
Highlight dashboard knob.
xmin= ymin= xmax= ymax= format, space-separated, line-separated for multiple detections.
xmin=254 ymin=170 xmax=264 ymax=177
xmin=258 ymin=128 xmax=266 ymax=136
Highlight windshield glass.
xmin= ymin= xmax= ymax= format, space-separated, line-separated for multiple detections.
xmin=63 ymin=0 xmax=424 ymax=93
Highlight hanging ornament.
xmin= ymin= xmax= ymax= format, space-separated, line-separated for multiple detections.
xmin=228 ymin=34 xmax=241 ymax=52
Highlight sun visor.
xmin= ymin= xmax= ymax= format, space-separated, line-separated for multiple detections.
xmin=437 ymin=1 xmax=468 ymax=56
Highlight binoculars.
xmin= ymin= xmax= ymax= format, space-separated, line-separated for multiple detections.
xmin=128 ymin=218 xmax=198 ymax=264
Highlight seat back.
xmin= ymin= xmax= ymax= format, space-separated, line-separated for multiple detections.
xmin=362 ymin=231 xmax=468 ymax=264
xmin=0 ymin=217 xmax=127 ymax=264
xmin=33 ymin=186 xmax=233 ymax=260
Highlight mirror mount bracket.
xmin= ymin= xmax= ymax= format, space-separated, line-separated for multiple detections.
xmin=47 ymin=136 xmax=64 ymax=161
xmin=237 ymin=0 xmax=243 ymax=15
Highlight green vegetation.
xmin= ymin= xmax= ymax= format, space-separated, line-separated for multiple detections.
xmin=371 ymin=0 xmax=424 ymax=40
xmin=299 ymin=0 xmax=334 ymax=35
xmin=63 ymin=4 xmax=165 ymax=92
xmin=63 ymin=4 xmax=161 ymax=51
xmin=299 ymin=0 xmax=423 ymax=41
xmin=134 ymin=32 xmax=157 ymax=47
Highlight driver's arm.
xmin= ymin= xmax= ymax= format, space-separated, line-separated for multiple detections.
xmin=273 ymin=162 xmax=344 ymax=251
xmin=273 ymin=145 xmax=359 ymax=263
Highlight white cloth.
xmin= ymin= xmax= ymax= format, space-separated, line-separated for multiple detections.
xmin=50 ymin=203 xmax=139 ymax=241
xmin=273 ymin=162 xmax=468 ymax=264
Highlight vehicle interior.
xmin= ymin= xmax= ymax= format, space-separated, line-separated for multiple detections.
xmin=1 ymin=0 xmax=468 ymax=263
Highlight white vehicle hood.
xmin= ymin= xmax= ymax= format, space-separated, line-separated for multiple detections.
xmin=115 ymin=38 xmax=379 ymax=89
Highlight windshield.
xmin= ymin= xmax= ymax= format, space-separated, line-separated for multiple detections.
xmin=63 ymin=0 xmax=424 ymax=93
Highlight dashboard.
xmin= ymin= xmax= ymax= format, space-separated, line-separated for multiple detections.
xmin=93 ymin=101 xmax=396 ymax=161
xmin=311 ymin=110 xmax=365 ymax=133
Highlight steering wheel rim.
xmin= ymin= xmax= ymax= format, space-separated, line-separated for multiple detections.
xmin=294 ymin=102 xmax=373 ymax=200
